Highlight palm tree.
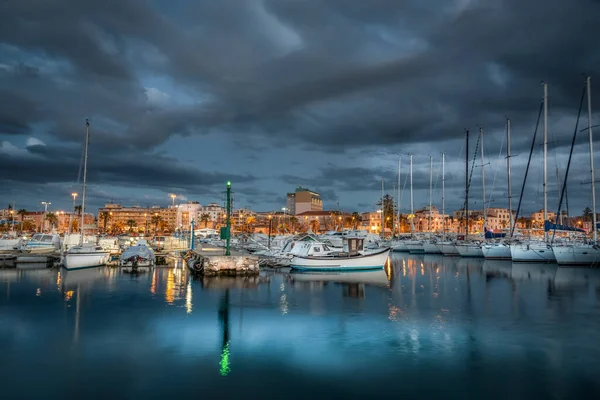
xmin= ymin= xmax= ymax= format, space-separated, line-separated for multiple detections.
xmin=71 ymin=219 xmax=80 ymax=233
xmin=22 ymin=220 xmax=35 ymax=232
xmin=151 ymin=215 xmax=163 ymax=234
xmin=99 ymin=211 xmax=112 ymax=233
xmin=351 ymin=212 xmax=362 ymax=229
xmin=200 ymin=213 xmax=211 ymax=228
xmin=110 ymin=221 xmax=124 ymax=235
xmin=74 ymin=205 xmax=82 ymax=215
xmin=126 ymin=219 xmax=137 ymax=233
xmin=310 ymin=219 xmax=320 ymax=233
xmin=46 ymin=212 xmax=58 ymax=229
xmin=288 ymin=216 xmax=298 ymax=232
xmin=16 ymin=209 xmax=27 ymax=233
xmin=246 ymin=215 xmax=256 ymax=233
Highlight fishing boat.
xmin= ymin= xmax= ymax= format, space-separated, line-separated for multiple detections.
xmin=289 ymin=269 xmax=390 ymax=287
xmin=119 ymin=239 xmax=155 ymax=267
xmin=290 ymin=237 xmax=390 ymax=271
xmin=63 ymin=120 xmax=109 ymax=270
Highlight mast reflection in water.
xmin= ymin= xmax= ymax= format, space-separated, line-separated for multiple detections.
xmin=1 ymin=254 xmax=599 ymax=399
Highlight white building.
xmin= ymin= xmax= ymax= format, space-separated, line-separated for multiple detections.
xmin=175 ymin=201 xmax=202 ymax=229
xmin=199 ymin=202 xmax=225 ymax=226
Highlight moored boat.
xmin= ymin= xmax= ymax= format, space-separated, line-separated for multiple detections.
xmin=290 ymin=247 xmax=391 ymax=271
xmin=63 ymin=243 xmax=110 ymax=270
xmin=119 ymin=239 xmax=155 ymax=267
xmin=482 ymin=242 xmax=512 ymax=260
xmin=553 ymin=243 xmax=600 ymax=266
xmin=510 ymin=241 xmax=556 ymax=263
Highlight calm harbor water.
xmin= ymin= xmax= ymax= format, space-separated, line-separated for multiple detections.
xmin=1 ymin=254 xmax=600 ymax=399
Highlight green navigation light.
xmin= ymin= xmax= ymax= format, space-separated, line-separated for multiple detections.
xmin=227 ymin=181 xmax=231 ymax=187
xmin=219 ymin=341 xmax=231 ymax=376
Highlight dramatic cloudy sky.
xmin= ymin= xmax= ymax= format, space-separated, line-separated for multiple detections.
xmin=1 ymin=0 xmax=599 ymax=216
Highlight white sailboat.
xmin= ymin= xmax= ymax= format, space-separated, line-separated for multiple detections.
xmin=405 ymin=154 xmax=424 ymax=253
xmin=423 ymin=156 xmax=442 ymax=254
xmin=554 ymin=76 xmax=600 ymax=265
xmin=63 ymin=120 xmax=109 ymax=270
xmin=483 ymin=119 xmax=513 ymax=260
xmin=510 ymin=83 xmax=556 ymax=263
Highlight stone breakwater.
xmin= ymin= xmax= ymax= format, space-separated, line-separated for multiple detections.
xmin=182 ymin=250 xmax=260 ymax=276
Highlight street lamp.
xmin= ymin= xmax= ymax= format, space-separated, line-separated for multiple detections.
xmin=170 ymin=194 xmax=176 ymax=208
xmin=41 ymin=201 xmax=51 ymax=232
xmin=144 ymin=213 xmax=148 ymax=234
xmin=268 ymin=214 xmax=272 ymax=249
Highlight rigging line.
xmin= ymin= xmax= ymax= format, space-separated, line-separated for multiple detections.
xmin=511 ymin=101 xmax=544 ymax=237
xmin=486 ymin=127 xmax=506 ymax=207
xmin=551 ymin=83 xmax=586 ymax=244
xmin=461 ymin=132 xmax=480 ymax=212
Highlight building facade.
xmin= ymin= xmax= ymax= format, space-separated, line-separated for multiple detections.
xmin=286 ymin=186 xmax=323 ymax=215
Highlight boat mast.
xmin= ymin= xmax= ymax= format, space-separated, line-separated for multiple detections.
xmin=507 ymin=118 xmax=513 ymax=237
xmin=543 ymin=82 xmax=548 ymax=242
xmin=429 ymin=155 xmax=433 ymax=237
xmin=442 ymin=152 xmax=445 ymax=239
xmin=480 ymin=128 xmax=487 ymax=235
xmin=381 ymin=178 xmax=385 ymax=239
xmin=80 ymin=119 xmax=90 ymax=246
xmin=465 ymin=130 xmax=469 ymax=236
xmin=397 ymin=154 xmax=401 ymax=237
xmin=587 ymin=76 xmax=597 ymax=243
xmin=410 ymin=154 xmax=414 ymax=234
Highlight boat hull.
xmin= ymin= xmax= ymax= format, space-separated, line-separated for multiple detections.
xmin=482 ymin=243 xmax=512 ymax=260
xmin=456 ymin=244 xmax=484 ymax=258
xmin=405 ymin=242 xmax=424 ymax=254
xmin=437 ymin=243 xmax=459 ymax=256
xmin=63 ymin=252 xmax=110 ymax=270
xmin=290 ymin=248 xmax=390 ymax=271
xmin=392 ymin=242 xmax=409 ymax=252
xmin=423 ymin=242 xmax=442 ymax=254
xmin=553 ymin=245 xmax=600 ymax=266
xmin=510 ymin=242 xmax=556 ymax=263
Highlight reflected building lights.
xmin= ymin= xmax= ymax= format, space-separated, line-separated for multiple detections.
xmin=185 ymin=279 xmax=193 ymax=314
xmin=56 ymin=271 xmax=61 ymax=291
xmin=150 ymin=269 xmax=157 ymax=295
xmin=64 ymin=290 xmax=74 ymax=301
xmin=165 ymin=269 xmax=175 ymax=304
xmin=280 ymin=294 xmax=289 ymax=315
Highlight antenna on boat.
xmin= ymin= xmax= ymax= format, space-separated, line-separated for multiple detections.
xmin=80 ymin=118 xmax=90 ymax=246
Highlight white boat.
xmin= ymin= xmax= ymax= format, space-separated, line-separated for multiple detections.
xmin=290 ymin=247 xmax=391 ymax=271
xmin=119 ymin=239 xmax=155 ymax=267
xmin=436 ymin=241 xmax=459 ymax=256
xmin=422 ymin=241 xmax=442 ymax=254
xmin=405 ymin=240 xmax=424 ymax=253
xmin=510 ymin=241 xmax=556 ymax=263
xmin=0 ymin=235 xmax=22 ymax=253
xmin=62 ymin=233 xmax=98 ymax=251
xmin=392 ymin=241 xmax=409 ymax=252
xmin=456 ymin=242 xmax=484 ymax=258
xmin=482 ymin=242 xmax=512 ymax=260
xmin=99 ymin=236 xmax=120 ymax=255
xmin=23 ymin=233 xmax=61 ymax=254
xmin=552 ymin=243 xmax=600 ymax=266
xmin=63 ymin=243 xmax=110 ymax=270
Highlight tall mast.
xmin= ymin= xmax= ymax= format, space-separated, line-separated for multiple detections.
xmin=543 ymin=82 xmax=548 ymax=242
xmin=587 ymin=76 xmax=597 ymax=243
xmin=80 ymin=119 xmax=90 ymax=245
xmin=480 ymin=128 xmax=487 ymax=235
xmin=381 ymin=178 xmax=385 ymax=239
xmin=410 ymin=154 xmax=414 ymax=234
xmin=429 ymin=155 xmax=433 ymax=236
xmin=465 ymin=130 xmax=469 ymax=236
xmin=397 ymin=154 xmax=401 ymax=237
xmin=442 ymin=152 xmax=445 ymax=238
xmin=507 ymin=118 xmax=513 ymax=236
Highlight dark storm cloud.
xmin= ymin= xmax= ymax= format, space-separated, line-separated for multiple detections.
xmin=1 ymin=0 xmax=599 ymax=211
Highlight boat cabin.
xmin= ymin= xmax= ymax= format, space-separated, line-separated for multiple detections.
xmin=289 ymin=241 xmax=336 ymax=257
xmin=343 ymin=237 xmax=364 ymax=256
xmin=25 ymin=233 xmax=61 ymax=249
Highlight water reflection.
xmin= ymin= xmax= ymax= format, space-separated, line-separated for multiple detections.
xmin=0 ymin=257 xmax=599 ymax=398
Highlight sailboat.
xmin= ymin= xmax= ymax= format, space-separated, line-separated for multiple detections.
xmin=63 ymin=120 xmax=110 ymax=270
xmin=483 ymin=119 xmax=514 ymax=260
xmin=511 ymin=83 xmax=556 ymax=263
xmin=456 ymin=128 xmax=484 ymax=258
xmin=553 ymin=76 xmax=600 ymax=265
xmin=423 ymin=155 xmax=442 ymax=254
xmin=404 ymin=154 xmax=425 ymax=253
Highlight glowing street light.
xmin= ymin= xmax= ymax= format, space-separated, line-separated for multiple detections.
xmin=41 ymin=201 xmax=51 ymax=232
xmin=170 ymin=194 xmax=176 ymax=208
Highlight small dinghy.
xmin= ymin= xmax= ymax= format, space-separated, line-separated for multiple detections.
xmin=119 ymin=239 xmax=155 ymax=267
